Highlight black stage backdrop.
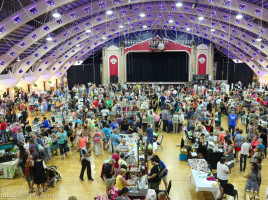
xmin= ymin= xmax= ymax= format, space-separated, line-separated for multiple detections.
xmin=67 ymin=64 xmax=101 ymax=89
xmin=126 ymin=52 xmax=189 ymax=82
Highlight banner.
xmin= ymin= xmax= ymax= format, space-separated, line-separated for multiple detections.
xmin=197 ymin=54 xmax=207 ymax=75
xmin=109 ymin=55 xmax=118 ymax=76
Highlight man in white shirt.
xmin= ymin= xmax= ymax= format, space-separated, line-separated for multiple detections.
xmin=240 ymin=137 xmax=251 ymax=172
xmin=217 ymin=157 xmax=230 ymax=200
xmin=79 ymin=142 xmax=94 ymax=181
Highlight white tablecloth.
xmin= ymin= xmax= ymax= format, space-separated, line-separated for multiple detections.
xmin=0 ymin=159 xmax=20 ymax=179
xmin=190 ymin=169 xmax=220 ymax=199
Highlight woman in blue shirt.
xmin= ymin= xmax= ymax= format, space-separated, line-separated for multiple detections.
xmin=111 ymin=129 xmax=121 ymax=151
xmin=102 ymin=123 xmax=111 ymax=150
xmin=152 ymin=155 xmax=168 ymax=191
xmin=56 ymin=127 xmax=67 ymax=159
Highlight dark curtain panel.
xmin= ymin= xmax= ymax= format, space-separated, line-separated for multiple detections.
xmin=127 ymin=52 xmax=189 ymax=82
xmin=216 ymin=62 xmax=253 ymax=86
xmin=67 ymin=64 xmax=101 ymax=89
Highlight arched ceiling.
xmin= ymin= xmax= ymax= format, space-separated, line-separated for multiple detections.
xmin=0 ymin=0 xmax=267 ymax=85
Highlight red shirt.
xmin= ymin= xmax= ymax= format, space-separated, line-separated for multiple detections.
xmin=1 ymin=122 xmax=6 ymax=130
xmin=112 ymin=153 xmax=119 ymax=168
xmin=93 ymin=100 xmax=99 ymax=108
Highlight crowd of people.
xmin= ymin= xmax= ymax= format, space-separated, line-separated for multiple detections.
xmin=0 ymin=81 xmax=267 ymax=199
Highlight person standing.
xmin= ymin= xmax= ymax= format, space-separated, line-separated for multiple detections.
xmin=0 ymin=120 xmax=7 ymax=143
xmin=31 ymin=154 xmax=47 ymax=196
xmin=146 ymin=125 xmax=154 ymax=150
xmin=240 ymin=137 xmax=251 ymax=172
xmin=159 ymin=94 xmax=166 ymax=111
xmin=241 ymin=162 xmax=261 ymax=194
xmin=148 ymin=157 xmax=162 ymax=191
xmin=162 ymin=107 xmax=169 ymax=132
xmin=228 ymin=110 xmax=238 ymax=136
xmin=93 ymin=127 xmax=102 ymax=156
xmin=79 ymin=142 xmax=94 ymax=181
xmin=152 ymin=155 xmax=168 ymax=191
xmin=234 ymin=130 xmax=244 ymax=162
xmin=223 ymin=139 xmax=235 ymax=171
xmin=217 ymin=157 xmax=230 ymax=200
xmin=56 ymin=127 xmax=67 ymax=159
xmin=40 ymin=133 xmax=52 ymax=162
xmin=172 ymin=112 xmax=179 ymax=134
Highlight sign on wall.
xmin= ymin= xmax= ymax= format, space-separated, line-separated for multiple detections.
xmin=109 ymin=55 xmax=118 ymax=76
xmin=197 ymin=53 xmax=207 ymax=75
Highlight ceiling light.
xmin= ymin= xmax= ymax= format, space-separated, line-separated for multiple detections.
xmin=106 ymin=10 xmax=113 ymax=15
xmin=76 ymin=44 xmax=81 ymax=47
xmin=211 ymin=29 xmax=215 ymax=32
xmin=119 ymin=25 xmax=124 ymax=28
xmin=46 ymin=36 xmax=53 ymax=41
xmin=176 ymin=2 xmax=183 ymax=7
xmin=52 ymin=12 xmax=61 ymax=18
xmin=256 ymin=37 xmax=262 ymax=42
xmin=102 ymin=37 xmax=106 ymax=40
xmin=169 ymin=20 xmax=174 ymax=23
xmin=198 ymin=16 xmax=204 ymax=20
xmin=85 ymin=30 xmax=91 ymax=33
xmin=143 ymin=25 xmax=148 ymax=29
xmin=140 ymin=13 xmax=146 ymax=17
xmin=16 ymin=57 xmax=20 ymax=62
xmin=236 ymin=14 xmax=243 ymax=19
xmin=186 ymin=27 xmax=191 ymax=31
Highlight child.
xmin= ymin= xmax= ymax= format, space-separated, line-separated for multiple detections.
xmin=25 ymin=155 xmax=34 ymax=193
xmin=240 ymin=137 xmax=250 ymax=172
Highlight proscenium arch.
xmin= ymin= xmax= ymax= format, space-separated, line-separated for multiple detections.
xmin=9 ymin=9 xmax=268 ymax=83
xmin=14 ymin=17 xmax=263 ymax=86
xmin=0 ymin=0 xmax=267 ymax=74
xmin=45 ymin=28 xmax=262 ymax=84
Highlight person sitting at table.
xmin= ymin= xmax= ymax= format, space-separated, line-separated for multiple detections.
xmin=129 ymin=120 xmax=138 ymax=134
xmin=115 ymin=169 xmax=134 ymax=190
xmin=197 ymin=133 xmax=206 ymax=159
xmin=120 ymin=118 xmax=129 ymax=134
xmin=116 ymin=187 xmax=131 ymax=200
xmin=217 ymin=157 xmax=230 ymax=200
xmin=40 ymin=117 xmax=50 ymax=129
xmin=118 ymin=139 xmax=130 ymax=154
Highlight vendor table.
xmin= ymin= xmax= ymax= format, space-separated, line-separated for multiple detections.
xmin=189 ymin=159 xmax=220 ymax=199
xmin=206 ymin=150 xmax=224 ymax=169
xmin=0 ymin=159 xmax=21 ymax=179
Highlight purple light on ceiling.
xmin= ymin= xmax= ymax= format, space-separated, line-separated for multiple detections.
xmin=70 ymin=13 xmax=76 ymax=18
xmin=53 ymin=39 xmax=58 ymax=43
xmin=246 ymin=47 xmax=249 ymax=51
xmin=204 ymin=34 xmax=208 ymax=37
xmin=84 ymin=7 xmax=90 ymax=13
xmin=111 ymin=29 xmax=115 ymax=32
xmin=75 ymin=56 xmax=78 ymax=59
xmin=222 ymin=26 xmax=226 ymax=30
xmin=87 ymin=47 xmax=91 ymax=49
xmin=248 ymin=24 xmax=252 ymax=29
xmin=247 ymin=59 xmax=249 ymax=62
xmin=0 ymin=61 xmax=5 ymax=65
xmin=252 ymin=65 xmax=255 ymax=68
xmin=19 ymin=69 xmax=23 ymax=73
xmin=38 ymin=68 xmax=42 ymax=72
xmin=223 ymin=15 xmax=228 ymax=20
xmin=43 ymin=26 xmax=49 ymax=31
xmin=238 ymin=42 xmax=241 ymax=46
xmin=98 ymin=18 xmax=102 ymax=22
xmin=240 ymin=54 xmax=244 ymax=58
xmin=260 ymin=59 xmax=263 ymax=62
xmin=13 ymin=17 xmax=21 ymax=23
xmin=252 ymin=39 xmax=255 ymax=44
xmin=221 ymin=34 xmax=224 ymax=38
xmin=69 ymin=61 xmax=72 ymax=64
xmin=60 ymin=73 xmax=62 ymax=75
xmin=30 ymin=7 xmax=37 ymax=14
xmin=147 ymin=7 xmax=152 ymax=11
xmin=74 ymin=27 xmax=79 ymax=32
xmin=158 ymin=14 xmax=162 ymax=18
xmin=242 ymin=34 xmax=246 ymax=39
xmin=185 ymin=7 xmax=189 ymax=12
xmin=68 ymin=42 xmax=72 ymax=46
xmin=56 ymin=19 xmax=62 ymax=24
xmin=52 ymin=55 xmax=56 ymax=58
xmin=230 ymin=38 xmax=233 ymax=41
xmin=32 ymin=34 xmax=37 ymax=39
xmin=196 ymin=31 xmax=200 ymax=34
xmin=20 ymin=42 xmax=26 ymax=47
xmin=0 ymin=26 xmax=5 ymax=33
xmin=259 ymin=30 xmax=263 ymax=34
xmin=81 ymin=51 xmax=84 ymax=54
xmin=64 ymin=66 xmax=67 ymax=70
xmin=26 ymin=61 xmax=31 ymax=65
xmin=45 ymin=61 xmax=49 ymax=64
xmin=122 ymin=11 xmax=126 ymax=15
xmin=34 ymin=53 xmax=39 ymax=57
xmin=85 ymin=22 xmax=90 ymax=27
xmin=65 ymin=55 xmax=68 ymax=58
xmin=58 ymin=61 xmax=62 ymax=64
xmin=232 ymin=30 xmax=236 ymax=34
xmin=220 ymin=41 xmax=223 ymax=44
xmin=253 ymin=53 xmax=257 ymax=56
xmin=190 ymin=17 xmax=194 ymax=21
xmin=171 ymin=6 xmax=176 ymax=10
xmin=168 ymin=15 xmax=172 ymax=18
xmin=72 ymin=50 xmax=75 ymax=52
xmin=52 ymin=67 xmax=56 ymax=70
xmin=236 ymin=20 xmax=240 ymax=24
xmin=132 ymin=28 xmax=135 ymax=31
xmin=148 ymin=15 xmax=152 ymax=18
xmin=224 ymin=1 xmax=230 ymax=6
xmin=63 ymin=33 xmax=68 ymax=37
xmin=261 ymin=45 xmax=264 ymax=49
xmin=198 ymin=9 xmax=202 ymax=14
xmin=212 ymin=37 xmax=216 ymax=40
xmin=240 ymin=4 xmax=245 ymax=10
xmin=212 ymin=22 xmax=215 ymax=27
xmin=47 ymin=1 xmax=54 ymax=5
xmin=159 ymin=6 xmax=164 ymax=10
xmin=179 ymin=16 xmax=184 ymax=19
xmin=10 ymin=52 xmax=15 ymax=56
xmin=255 ymin=10 xmax=261 ymax=15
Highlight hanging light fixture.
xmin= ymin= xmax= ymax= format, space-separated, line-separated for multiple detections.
xmin=256 ymin=37 xmax=262 ymax=42
xmin=198 ymin=16 xmax=204 ymax=20
xmin=46 ymin=36 xmax=53 ymax=41
xmin=140 ymin=13 xmax=146 ymax=17
xmin=106 ymin=10 xmax=113 ymax=15
xmin=176 ymin=2 xmax=183 ymax=7
xmin=52 ymin=11 xmax=61 ymax=18
xmin=235 ymin=14 xmax=243 ymax=19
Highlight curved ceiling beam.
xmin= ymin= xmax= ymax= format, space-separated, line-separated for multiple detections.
xmin=13 ymin=14 xmax=268 ymax=85
xmin=0 ymin=0 xmax=266 ymax=40
xmin=0 ymin=1 xmax=266 ymax=73
xmin=13 ymin=16 xmax=267 ymax=86
xmin=0 ymin=0 xmax=75 ymax=39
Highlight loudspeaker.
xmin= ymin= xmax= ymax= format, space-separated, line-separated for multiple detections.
xmin=110 ymin=75 xmax=118 ymax=83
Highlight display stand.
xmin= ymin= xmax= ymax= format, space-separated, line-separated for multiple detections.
xmin=137 ymin=141 xmax=147 ymax=173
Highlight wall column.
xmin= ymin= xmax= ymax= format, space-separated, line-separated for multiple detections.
xmin=118 ymin=43 xmax=125 ymax=85
xmin=102 ymin=46 xmax=109 ymax=84
xmin=189 ymin=43 xmax=197 ymax=81
xmin=207 ymin=44 xmax=214 ymax=79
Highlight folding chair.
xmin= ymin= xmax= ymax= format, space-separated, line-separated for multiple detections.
xmin=223 ymin=183 xmax=238 ymax=200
